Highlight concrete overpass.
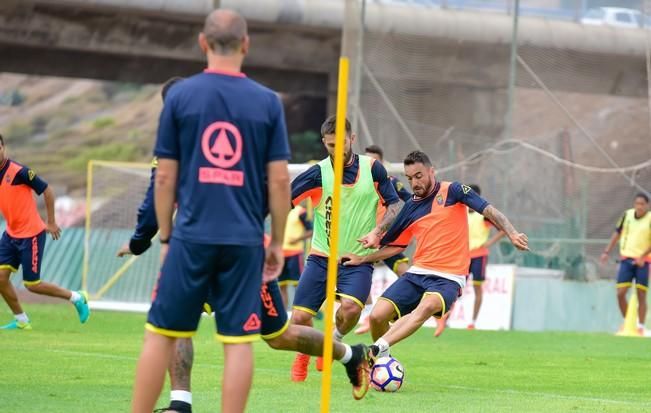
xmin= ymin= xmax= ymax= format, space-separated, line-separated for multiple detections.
xmin=1 ymin=0 xmax=649 ymax=96
xmin=1 ymin=0 xmax=650 ymax=149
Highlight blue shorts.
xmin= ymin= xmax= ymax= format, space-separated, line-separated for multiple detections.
xmin=380 ymin=272 xmax=462 ymax=319
xmin=182 ymin=280 xmax=288 ymax=341
xmin=0 ymin=230 xmax=46 ymax=286
xmin=616 ymin=258 xmax=649 ymax=291
xmin=470 ymin=256 xmax=488 ymax=285
xmin=383 ymin=253 xmax=409 ymax=274
xmin=278 ymin=254 xmax=303 ymax=286
xmin=147 ymin=238 xmax=264 ymax=343
xmin=260 ymin=280 xmax=289 ymax=339
xmin=292 ymin=254 xmax=373 ymax=315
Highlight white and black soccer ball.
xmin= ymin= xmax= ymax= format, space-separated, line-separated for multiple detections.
xmin=370 ymin=356 xmax=404 ymax=392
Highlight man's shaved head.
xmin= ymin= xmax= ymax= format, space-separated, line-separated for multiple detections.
xmin=202 ymin=9 xmax=248 ymax=55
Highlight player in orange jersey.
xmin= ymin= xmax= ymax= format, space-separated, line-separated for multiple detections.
xmin=0 ymin=134 xmax=90 ymax=330
xmin=343 ymin=151 xmax=528 ymax=358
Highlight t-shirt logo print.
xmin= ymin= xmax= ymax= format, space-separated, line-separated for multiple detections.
xmin=199 ymin=121 xmax=244 ymax=186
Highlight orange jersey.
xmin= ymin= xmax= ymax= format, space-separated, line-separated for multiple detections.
xmin=0 ymin=160 xmax=47 ymax=238
xmin=380 ymin=181 xmax=489 ymax=282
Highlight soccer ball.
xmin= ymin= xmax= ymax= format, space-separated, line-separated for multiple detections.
xmin=370 ymin=357 xmax=404 ymax=392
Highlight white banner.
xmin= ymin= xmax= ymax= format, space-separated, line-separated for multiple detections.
xmin=446 ymin=264 xmax=516 ymax=330
xmin=368 ymin=264 xmax=515 ymax=331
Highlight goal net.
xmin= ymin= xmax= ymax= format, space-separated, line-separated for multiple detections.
xmin=83 ymin=160 xmax=313 ymax=310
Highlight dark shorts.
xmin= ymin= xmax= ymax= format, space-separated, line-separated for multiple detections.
xmin=469 ymin=256 xmax=488 ymax=285
xmin=380 ymin=272 xmax=462 ymax=319
xmin=146 ymin=238 xmax=264 ymax=343
xmin=278 ymin=254 xmax=303 ymax=286
xmin=182 ymin=280 xmax=288 ymax=341
xmin=292 ymin=254 xmax=373 ymax=315
xmin=0 ymin=230 xmax=46 ymax=286
xmin=260 ymin=280 xmax=289 ymax=339
xmin=616 ymin=258 xmax=649 ymax=291
xmin=383 ymin=253 xmax=409 ymax=274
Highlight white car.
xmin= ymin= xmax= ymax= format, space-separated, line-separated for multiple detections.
xmin=581 ymin=7 xmax=643 ymax=29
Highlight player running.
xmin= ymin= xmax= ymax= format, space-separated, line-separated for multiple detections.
xmin=465 ymin=184 xmax=505 ymax=330
xmin=289 ymin=117 xmax=403 ymax=381
xmin=0 ymin=133 xmax=89 ymax=330
xmin=278 ymin=204 xmax=312 ymax=307
xmin=600 ymin=193 xmax=651 ymax=335
xmin=342 ymin=151 xmax=528 ymax=359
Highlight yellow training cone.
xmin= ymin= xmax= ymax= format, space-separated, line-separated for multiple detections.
xmin=616 ymin=292 xmax=642 ymax=337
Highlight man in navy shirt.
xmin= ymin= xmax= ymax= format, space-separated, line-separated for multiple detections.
xmin=128 ymin=80 xmax=370 ymax=413
xmin=132 ymin=10 xmax=292 ymax=413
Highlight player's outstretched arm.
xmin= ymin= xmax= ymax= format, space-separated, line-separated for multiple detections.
xmin=482 ymin=205 xmax=529 ymax=251
xmin=342 ymin=246 xmax=406 ymax=267
xmin=359 ymin=200 xmax=404 ymax=249
xmin=42 ymin=186 xmax=61 ymax=240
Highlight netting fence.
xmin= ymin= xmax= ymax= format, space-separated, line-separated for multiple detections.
xmin=343 ymin=0 xmax=651 ymax=280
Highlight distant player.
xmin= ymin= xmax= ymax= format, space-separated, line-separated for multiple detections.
xmin=278 ymin=204 xmax=312 ymax=307
xmin=465 ymin=184 xmax=505 ymax=330
xmin=354 ymin=145 xmax=411 ymax=335
xmin=600 ymin=193 xmax=651 ymax=335
xmin=289 ymin=116 xmax=402 ymax=381
xmin=0 ymin=133 xmax=90 ymax=330
xmin=131 ymin=11 xmax=369 ymax=413
xmin=342 ymin=151 xmax=528 ymax=359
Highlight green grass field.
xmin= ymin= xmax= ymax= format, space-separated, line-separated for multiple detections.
xmin=2 ymin=304 xmax=650 ymax=413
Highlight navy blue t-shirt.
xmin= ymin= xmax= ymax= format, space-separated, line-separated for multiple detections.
xmin=154 ymin=69 xmax=291 ymax=245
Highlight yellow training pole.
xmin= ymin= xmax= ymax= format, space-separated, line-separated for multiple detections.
xmin=320 ymin=56 xmax=349 ymax=413
xmin=82 ymin=160 xmax=94 ymax=291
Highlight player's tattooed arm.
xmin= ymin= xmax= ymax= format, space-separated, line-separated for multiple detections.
xmin=482 ymin=205 xmax=529 ymax=251
xmin=379 ymin=200 xmax=404 ymax=234
xmin=358 ymin=200 xmax=404 ymax=249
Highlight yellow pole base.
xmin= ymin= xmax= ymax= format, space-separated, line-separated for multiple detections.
xmin=615 ymin=292 xmax=642 ymax=337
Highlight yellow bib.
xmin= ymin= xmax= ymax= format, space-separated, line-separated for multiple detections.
xmin=283 ymin=206 xmax=307 ymax=253
xmin=618 ymin=208 xmax=651 ymax=259
xmin=468 ymin=211 xmax=490 ymax=252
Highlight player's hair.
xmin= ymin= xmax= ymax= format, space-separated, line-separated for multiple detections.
xmin=365 ymin=145 xmax=384 ymax=160
xmin=635 ymin=192 xmax=649 ymax=203
xmin=320 ymin=115 xmax=352 ymax=138
xmin=0 ymin=133 xmax=4 ymax=145
xmin=403 ymin=150 xmax=431 ymax=167
xmin=161 ymin=77 xmax=184 ymax=101
xmin=470 ymin=184 xmax=481 ymax=195
xmin=203 ymin=9 xmax=248 ymax=55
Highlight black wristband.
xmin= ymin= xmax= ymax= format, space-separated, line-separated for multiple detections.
xmin=160 ymin=238 xmax=170 ymax=244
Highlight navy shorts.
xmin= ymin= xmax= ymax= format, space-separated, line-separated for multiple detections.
xmin=0 ymin=230 xmax=46 ymax=286
xmin=380 ymin=272 xmax=462 ymax=319
xmin=260 ymin=280 xmax=290 ymax=339
xmin=383 ymin=253 xmax=409 ymax=274
xmin=278 ymin=254 xmax=303 ymax=286
xmin=469 ymin=256 xmax=488 ymax=285
xmin=292 ymin=254 xmax=373 ymax=315
xmin=147 ymin=238 xmax=264 ymax=343
xmin=616 ymin=258 xmax=649 ymax=291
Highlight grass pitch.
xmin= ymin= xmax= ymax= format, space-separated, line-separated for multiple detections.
xmin=1 ymin=304 xmax=650 ymax=412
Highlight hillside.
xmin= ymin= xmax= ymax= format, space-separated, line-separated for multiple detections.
xmin=0 ymin=73 xmax=162 ymax=196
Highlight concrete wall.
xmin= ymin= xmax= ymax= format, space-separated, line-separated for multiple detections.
xmin=512 ymin=278 xmax=648 ymax=333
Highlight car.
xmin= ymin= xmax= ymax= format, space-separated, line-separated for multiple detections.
xmin=580 ymin=7 xmax=643 ymax=29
